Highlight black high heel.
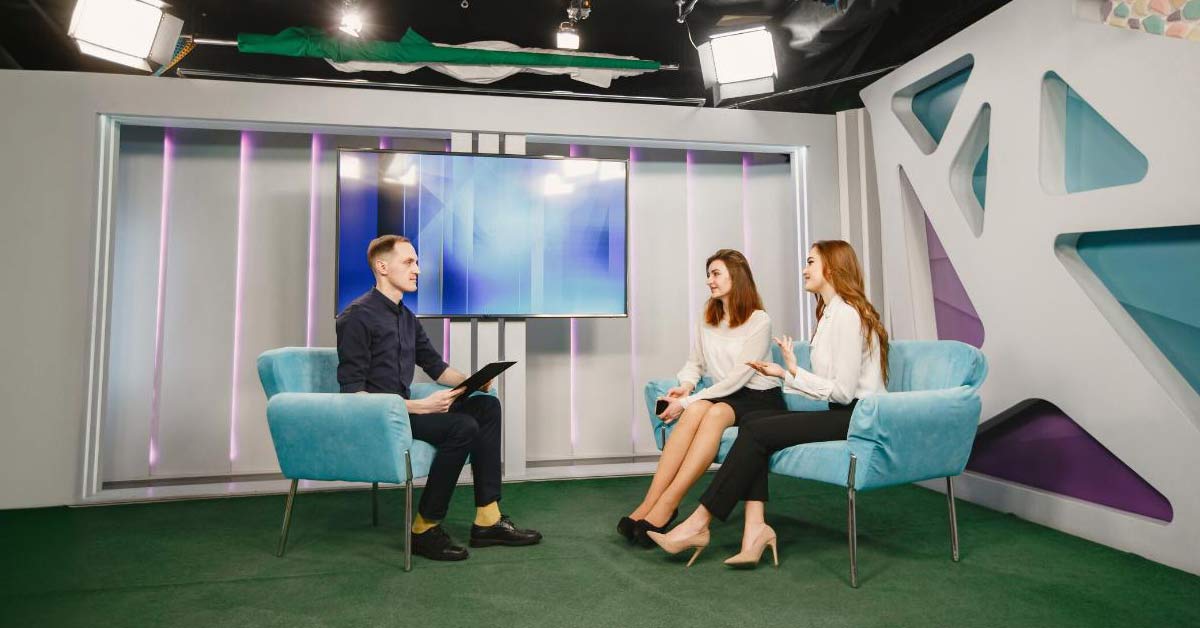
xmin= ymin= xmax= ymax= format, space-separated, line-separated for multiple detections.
xmin=617 ymin=516 xmax=637 ymax=542
xmin=632 ymin=509 xmax=679 ymax=548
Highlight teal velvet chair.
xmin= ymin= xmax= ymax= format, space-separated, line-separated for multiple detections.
xmin=644 ymin=340 xmax=988 ymax=587
xmin=257 ymin=347 xmax=491 ymax=572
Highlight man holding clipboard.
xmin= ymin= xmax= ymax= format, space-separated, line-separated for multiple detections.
xmin=336 ymin=235 xmax=542 ymax=562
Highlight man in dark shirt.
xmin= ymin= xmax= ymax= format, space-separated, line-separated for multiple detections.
xmin=337 ymin=235 xmax=541 ymax=561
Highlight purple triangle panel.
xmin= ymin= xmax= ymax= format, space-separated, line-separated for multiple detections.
xmin=968 ymin=399 xmax=1173 ymax=522
xmin=924 ymin=215 xmax=985 ymax=348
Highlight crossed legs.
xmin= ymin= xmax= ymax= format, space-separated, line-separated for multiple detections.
xmin=629 ymin=401 xmax=735 ymax=527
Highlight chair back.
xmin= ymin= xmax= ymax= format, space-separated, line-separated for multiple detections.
xmin=885 ymin=340 xmax=987 ymax=392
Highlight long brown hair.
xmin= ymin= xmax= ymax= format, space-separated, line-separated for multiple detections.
xmin=704 ymin=249 xmax=764 ymax=328
xmin=811 ymin=240 xmax=890 ymax=384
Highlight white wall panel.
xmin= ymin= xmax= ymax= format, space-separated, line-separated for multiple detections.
xmin=154 ymin=128 xmax=240 ymax=477
xmin=102 ymin=125 xmax=164 ymax=482
xmin=744 ymin=153 xmax=803 ymax=339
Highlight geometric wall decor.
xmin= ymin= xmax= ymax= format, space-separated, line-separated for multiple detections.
xmin=891 ymin=54 xmax=975 ymax=154
xmin=950 ymin=103 xmax=990 ymax=235
xmin=1040 ymin=71 xmax=1148 ymax=194
xmin=1100 ymin=0 xmax=1200 ymax=41
xmin=1075 ymin=225 xmax=1200 ymax=398
xmin=968 ymin=398 xmax=1174 ymax=522
xmin=924 ymin=213 xmax=985 ymax=348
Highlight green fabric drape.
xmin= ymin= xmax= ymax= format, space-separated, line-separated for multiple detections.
xmin=237 ymin=27 xmax=661 ymax=71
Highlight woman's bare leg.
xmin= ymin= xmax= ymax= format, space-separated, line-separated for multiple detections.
xmin=629 ymin=400 xmax=713 ymax=521
xmin=643 ymin=403 xmax=735 ymax=526
xmin=741 ymin=500 xmax=771 ymax=552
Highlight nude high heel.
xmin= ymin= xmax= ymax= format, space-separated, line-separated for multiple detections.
xmin=723 ymin=525 xmax=779 ymax=568
xmin=646 ymin=528 xmax=710 ymax=567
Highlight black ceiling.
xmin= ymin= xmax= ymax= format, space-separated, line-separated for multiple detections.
xmin=0 ymin=0 xmax=1011 ymax=112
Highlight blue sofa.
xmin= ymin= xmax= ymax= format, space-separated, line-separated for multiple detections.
xmin=257 ymin=346 xmax=494 ymax=571
xmin=644 ymin=340 xmax=988 ymax=586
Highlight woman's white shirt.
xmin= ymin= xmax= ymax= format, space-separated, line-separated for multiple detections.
xmin=783 ymin=295 xmax=886 ymax=405
xmin=676 ymin=309 xmax=778 ymax=409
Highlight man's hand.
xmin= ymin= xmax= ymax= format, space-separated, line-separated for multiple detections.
xmin=407 ymin=388 xmax=463 ymax=414
xmin=746 ymin=360 xmax=786 ymax=379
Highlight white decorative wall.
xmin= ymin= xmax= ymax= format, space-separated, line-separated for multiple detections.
xmin=861 ymin=0 xmax=1200 ymax=574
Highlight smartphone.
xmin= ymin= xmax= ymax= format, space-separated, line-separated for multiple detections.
xmin=655 ymin=398 xmax=669 ymax=415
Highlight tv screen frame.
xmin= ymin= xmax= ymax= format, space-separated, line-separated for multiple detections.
xmin=335 ymin=148 xmax=631 ymax=320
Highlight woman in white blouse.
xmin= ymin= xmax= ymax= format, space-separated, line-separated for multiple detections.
xmin=647 ymin=240 xmax=889 ymax=567
xmin=620 ymin=249 xmax=785 ymax=547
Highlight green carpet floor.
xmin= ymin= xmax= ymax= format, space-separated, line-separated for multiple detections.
xmin=1 ymin=474 xmax=1197 ymax=628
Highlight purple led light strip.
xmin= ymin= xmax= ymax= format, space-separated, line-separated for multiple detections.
xmin=628 ymin=147 xmax=640 ymax=451
xmin=306 ymin=134 xmax=321 ymax=346
xmin=229 ymin=131 xmax=252 ymax=464
xmin=148 ymin=128 xmax=174 ymax=471
xmin=685 ymin=150 xmax=696 ymax=342
xmin=741 ymin=153 xmax=752 ymax=261
xmin=569 ymin=144 xmax=581 ymax=452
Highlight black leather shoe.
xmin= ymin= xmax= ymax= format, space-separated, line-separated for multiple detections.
xmin=411 ymin=525 xmax=470 ymax=561
xmin=469 ymin=515 xmax=543 ymax=547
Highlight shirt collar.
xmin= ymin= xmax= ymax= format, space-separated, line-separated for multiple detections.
xmin=370 ymin=288 xmax=403 ymax=314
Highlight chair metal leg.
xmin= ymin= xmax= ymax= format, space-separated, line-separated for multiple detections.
xmin=946 ymin=476 xmax=960 ymax=562
xmin=372 ymin=482 xmax=379 ymax=527
xmin=404 ymin=451 xmax=414 ymax=573
xmin=277 ymin=479 xmax=299 ymax=557
xmin=847 ymin=454 xmax=859 ymax=589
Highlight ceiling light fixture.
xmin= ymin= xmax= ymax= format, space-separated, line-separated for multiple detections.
xmin=339 ymin=1 xmax=365 ymax=38
xmin=697 ymin=26 xmax=778 ymax=104
xmin=68 ymin=0 xmax=184 ymax=72
xmin=556 ymin=0 xmax=590 ymax=50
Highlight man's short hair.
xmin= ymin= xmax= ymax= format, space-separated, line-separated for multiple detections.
xmin=367 ymin=235 xmax=411 ymax=270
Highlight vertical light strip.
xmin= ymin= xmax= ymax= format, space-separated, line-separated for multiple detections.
xmin=379 ymin=136 xmax=391 ymax=150
xmin=800 ymin=147 xmax=812 ymax=338
xmin=148 ymin=128 xmax=174 ymax=472
xmin=741 ymin=153 xmax=752 ymax=261
xmin=568 ymin=143 xmax=580 ymax=454
xmin=628 ymin=146 xmax=639 ymax=452
xmin=306 ymin=133 xmax=321 ymax=346
xmin=229 ymin=131 xmax=252 ymax=464
xmin=685 ymin=150 xmax=697 ymax=342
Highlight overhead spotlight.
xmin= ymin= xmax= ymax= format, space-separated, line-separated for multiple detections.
xmin=696 ymin=26 xmax=778 ymax=104
xmin=339 ymin=1 xmax=365 ymax=38
xmin=556 ymin=22 xmax=580 ymax=50
xmin=68 ymin=0 xmax=184 ymax=72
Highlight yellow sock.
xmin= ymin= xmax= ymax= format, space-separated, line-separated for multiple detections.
xmin=475 ymin=501 xmax=501 ymax=527
xmin=412 ymin=513 xmax=439 ymax=534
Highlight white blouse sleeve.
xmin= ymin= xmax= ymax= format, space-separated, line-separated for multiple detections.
xmin=675 ymin=323 xmax=705 ymax=390
xmin=782 ymin=308 xmax=864 ymax=405
xmin=681 ymin=313 xmax=771 ymax=408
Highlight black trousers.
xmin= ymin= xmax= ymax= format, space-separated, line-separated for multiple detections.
xmin=409 ymin=394 xmax=502 ymax=521
xmin=699 ymin=400 xmax=858 ymax=521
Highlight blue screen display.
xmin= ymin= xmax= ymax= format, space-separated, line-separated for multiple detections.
xmin=337 ymin=150 xmax=628 ymax=317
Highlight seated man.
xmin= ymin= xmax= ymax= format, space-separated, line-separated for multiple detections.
xmin=336 ymin=234 xmax=542 ymax=561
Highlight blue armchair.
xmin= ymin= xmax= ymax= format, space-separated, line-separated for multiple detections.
xmin=257 ymin=347 xmax=490 ymax=571
xmin=644 ymin=340 xmax=987 ymax=587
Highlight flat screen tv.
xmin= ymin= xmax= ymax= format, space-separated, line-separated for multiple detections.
xmin=337 ymin=149 xmax=628 ymax=318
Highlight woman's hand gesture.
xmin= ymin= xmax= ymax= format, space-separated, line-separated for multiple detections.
xmin=773 ymin=335 xmax=797 ymax=371
xmin=746 ymin=360 xmax=786 ymax=379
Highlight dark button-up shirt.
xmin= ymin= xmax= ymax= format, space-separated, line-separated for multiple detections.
xmin=335 ymin=288 xmax=449 ymax=397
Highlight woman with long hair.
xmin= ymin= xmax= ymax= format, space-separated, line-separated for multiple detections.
xmin=647 ymin=240 xmax=889 ymax=567
xmin=620 ymin=249 xmax=786 ymax=546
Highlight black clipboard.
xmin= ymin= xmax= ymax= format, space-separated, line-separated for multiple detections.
xmin=452 ymin=361 xmax=517 ymax=395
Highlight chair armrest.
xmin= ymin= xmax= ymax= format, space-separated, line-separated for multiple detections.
xmin=266 ymin=392 xmax=412 ymax=484
xmin=847 ymin=386 xmax=982 ymax=489
xmin=643 ymin=378 xmax=711 ymax=449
